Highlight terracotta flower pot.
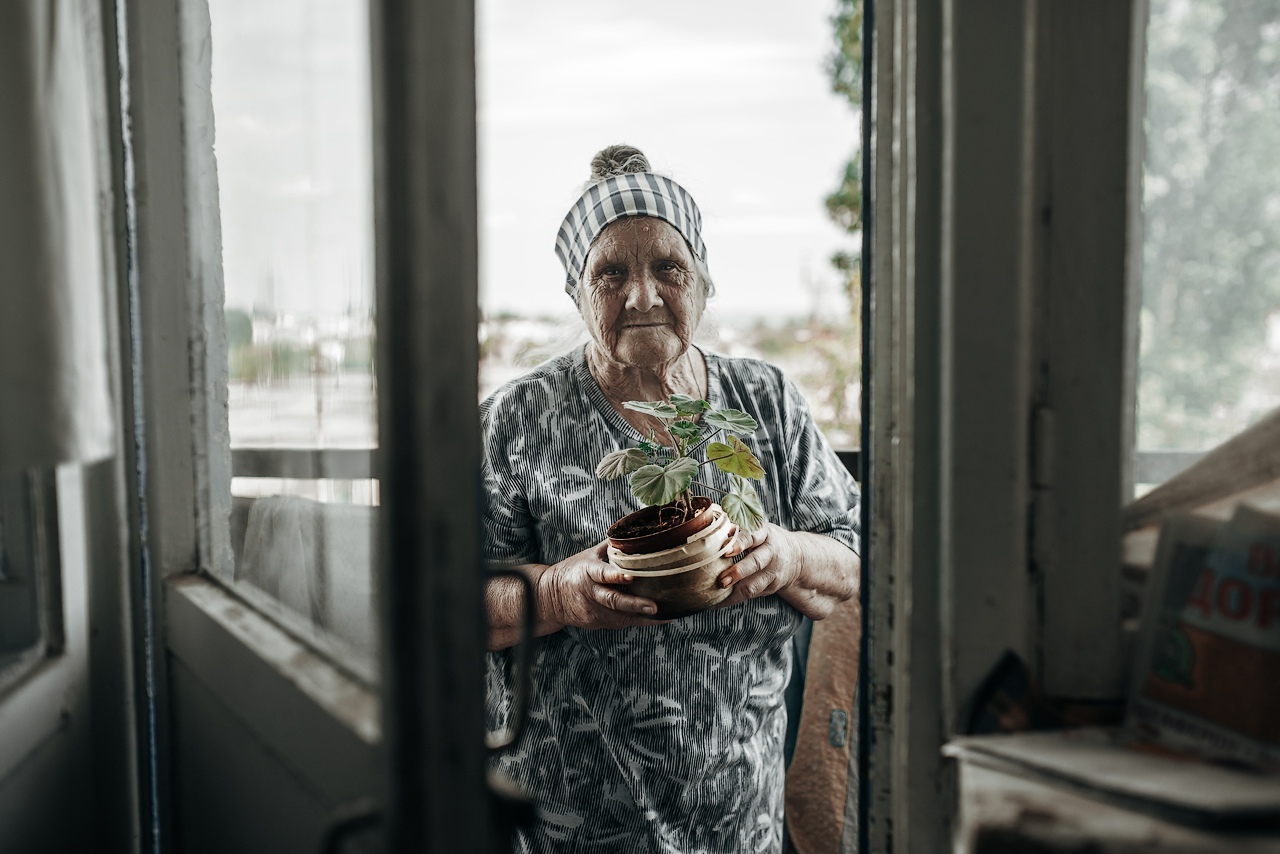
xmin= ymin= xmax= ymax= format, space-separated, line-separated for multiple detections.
xmin=606 ymin=500 xmax=737 ymax=619
xmin=607 ymin=496 xmax=717 ymax=554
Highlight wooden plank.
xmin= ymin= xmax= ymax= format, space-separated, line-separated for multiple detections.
xmin=1124 ymin=408 xmax=1280 ymax=532
xmin=949 ymin=731 xmax=1280 ymax=824
xmin=1034 ymin=0 xmax=1136 ymax=699
xmin=943 ymin=0 xmax=1037 ymax=727
xmin=950 ymin=756 xmax=1280 ymax=853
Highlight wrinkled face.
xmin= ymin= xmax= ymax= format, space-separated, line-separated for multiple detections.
xmin=579 ymin=217 xmax=705 ymax=369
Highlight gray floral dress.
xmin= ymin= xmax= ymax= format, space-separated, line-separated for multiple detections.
xmin=482 ymin=346 xmax=860 ymax=854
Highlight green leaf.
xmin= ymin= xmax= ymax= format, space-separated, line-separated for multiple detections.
xmin=669 ymin=420 xmax=703 ymax=442
xmin=629 ymin=457 xmax=698 ymax=506
xmin=704 ymin=408 xmax=759 ymax=435
xmin=669 ymin=394 xmax=711 ymax=416
xmin=623 ymin=400 xmax=678 ymax=420
xmin=722 ymin=480 xmax=766 ymax=531
xmin=595 ymin=448 xmax=650 ymax=480
xmin=706 ymin=435 xmax=765 ymax=480
xmin=636 ymin=437 xmax=668 ymax=456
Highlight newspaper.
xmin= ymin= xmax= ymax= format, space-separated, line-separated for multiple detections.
xmin=1127 ymin=505 xmax=1280 ymax=770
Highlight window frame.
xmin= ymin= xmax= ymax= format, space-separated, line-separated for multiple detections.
xmin=116 ymin=0 xmax=382 ymax=845
xmin=863 ymin=0 xmax=1146 ymax=850
xmin=0 ymin=470 xmax=64 ymax=698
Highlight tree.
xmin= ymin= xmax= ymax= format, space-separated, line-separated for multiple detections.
xmin=825 ymin=0 xmax=863 ymax=310
xmin=1139 ymin=0 xmax=1280 ymax=449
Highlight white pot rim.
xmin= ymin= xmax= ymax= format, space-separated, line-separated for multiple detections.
xmin=617 ymin=546 xmax=735 ymax=578
xmin=608 ymin=507 xmax=738 ymax=574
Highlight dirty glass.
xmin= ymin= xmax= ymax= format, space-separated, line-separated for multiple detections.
xmin=208 ymin=0 xmax=378 ymax=679
xmin=1136 ymin=0 xmax=1280 ymax=487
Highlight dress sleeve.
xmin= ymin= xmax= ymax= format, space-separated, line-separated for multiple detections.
xmin=480 ymin=395 xmax=541 ymax=565
xmin=781 ymin=376 xmax=861 ymax=556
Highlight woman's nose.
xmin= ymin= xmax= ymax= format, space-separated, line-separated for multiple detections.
xmin=624 ymin=271 xmax=663 ymax=313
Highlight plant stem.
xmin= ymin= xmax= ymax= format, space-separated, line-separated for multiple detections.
xmin=686 ymin=430 xmax=720 ymax=457
xmin=691 ymin=479 xmax=729 ymax=495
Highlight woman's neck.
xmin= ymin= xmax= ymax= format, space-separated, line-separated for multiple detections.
xmin=586 ymin=344 xmax=708 ymax=439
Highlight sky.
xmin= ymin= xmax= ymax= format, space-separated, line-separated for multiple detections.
xmin=477 ymin=0 xmax=860 ymax=319
xmin=211 ymin=0 xmax=859 ymax=321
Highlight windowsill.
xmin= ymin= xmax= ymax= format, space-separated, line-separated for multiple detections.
xmin=164 ymin=573 xmax=379 ymax=804
xmin=945 ymin=730 xmax=1280 ymax=836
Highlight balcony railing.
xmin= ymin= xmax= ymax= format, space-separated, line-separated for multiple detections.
xmin=230 ymin=448 xmax=1202 ymax=487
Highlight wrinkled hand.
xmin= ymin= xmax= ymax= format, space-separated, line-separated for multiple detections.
xmin=537 ymin=541 xmax=670 ymax=631
xmin=713 ymin=524 xmax=855 ymax=620
xmin=714 ymin=523 xmax=802 ymax=609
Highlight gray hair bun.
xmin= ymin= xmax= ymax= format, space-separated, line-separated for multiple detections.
xmin=589 ymin=144 xmax=651 ymax=183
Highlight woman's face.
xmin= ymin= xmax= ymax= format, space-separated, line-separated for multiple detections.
xmin=579 ymin=217 xmax=705 ymax=369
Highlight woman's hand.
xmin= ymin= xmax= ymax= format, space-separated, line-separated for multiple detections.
xmin=714 ymin=524 xmax=859 ymax=621
xmin=536 ymin=541 xmax=671 ymax=631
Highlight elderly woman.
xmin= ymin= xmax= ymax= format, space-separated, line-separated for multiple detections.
xmin=483 ymin=145 xmax=861 ymax=853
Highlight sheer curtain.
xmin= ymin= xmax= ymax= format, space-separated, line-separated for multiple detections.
xmin=0 ymin=0 xmax=114 ymax=473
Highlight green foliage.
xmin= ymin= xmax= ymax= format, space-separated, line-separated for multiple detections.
xmin=1138 ymin=0 xmax=1280 ymax=450
xmin=703 ymin=408 xmax=759 ymax=435
xmin=597 ymin=396 xmax=768 ymax=530
xmin=706 ymin=435 xmax=766 ymax=480
xmin=720 ymin=480 xmax=766 ymax=532
xmin=669 ymin=421 xmax=702 ymax=441
xmin=819 ymin=0 xmax=864 ymax=445
xmin=228 ymin=342 xmax=314 ymax=382
xmin=595 ymin=448 xmax=650 ymax=480
xmin=826 ymin=0 xmax=864 ymax=312
xmin=629 ymin=458 xmax=699 ymax=507
xmin=669 ymin=394 xmax=711 ymax=416
xmin=225 ymin=308 xmax=254 ymax=350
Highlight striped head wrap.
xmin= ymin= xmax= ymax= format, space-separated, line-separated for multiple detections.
xmin=554 ymin=173 xmax=707 ymax=297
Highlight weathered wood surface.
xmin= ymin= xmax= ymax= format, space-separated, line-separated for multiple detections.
xmin=949 ymin=741 xmax=1280 ymax=854
xmin=1124 ymin=408 xmax=1280 ymax=532
xmin=1033 ymin=0 xmax=1137 ymax=700
xmin=948 ymin=731 xmax=1280 ymax=824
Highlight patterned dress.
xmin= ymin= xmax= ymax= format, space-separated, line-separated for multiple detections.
xmin=482 ymin=346 xmax=861 ymax=854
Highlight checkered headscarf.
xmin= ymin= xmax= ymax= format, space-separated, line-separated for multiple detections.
xmin=554 ymin=173 xmax=707 ymax=297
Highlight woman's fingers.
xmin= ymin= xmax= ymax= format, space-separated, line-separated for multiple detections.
xmin=718 ymin=526 xmax=773 ymax=588
xmin=726 ymin=524 xmax=769 ymax=556
xmin=590 ymin=565 xmax=633 ymax=586
xmin=590 ymin=583 xmax=659 ymax=616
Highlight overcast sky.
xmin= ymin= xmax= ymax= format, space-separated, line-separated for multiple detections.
xmin=212 ymin=0 xmax=859 ymax=321
xmin=477 ymin=0 xmax=860 ymax=319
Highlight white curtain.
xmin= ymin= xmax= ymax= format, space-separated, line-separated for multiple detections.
xmin=0 ymin=0 xmax=114 ymax=473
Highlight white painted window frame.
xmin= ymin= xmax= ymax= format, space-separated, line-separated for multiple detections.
xmin=863 ymin=0 xmax=1147 ymax=850
xmin=115 ymin=0 xmax=382 ymax=843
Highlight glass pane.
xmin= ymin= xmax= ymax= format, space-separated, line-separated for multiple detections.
xmin=1137 ymin=0 xmax=1280 ymax=486
xmin=209 ymin=0 xmax=378 ymax=678
xmin=477 ymin=0 xmax=862 ymax=449
xmin=0 ymin=471 xmax=61 ymax=691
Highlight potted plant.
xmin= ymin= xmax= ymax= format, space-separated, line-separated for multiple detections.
xmin=594 ymin=395 xmax=767 ymax=617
